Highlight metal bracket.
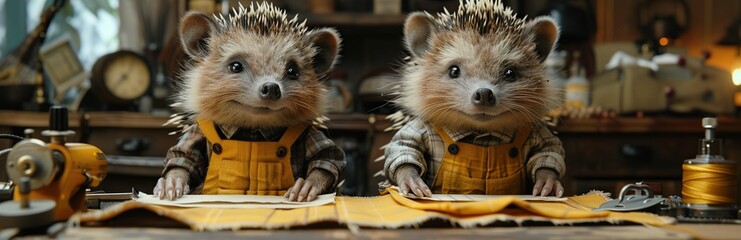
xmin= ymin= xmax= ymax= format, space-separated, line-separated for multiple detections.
xmin=594 ymin=183 xmax=666 ymax=212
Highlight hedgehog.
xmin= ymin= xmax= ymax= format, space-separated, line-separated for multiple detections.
xmin=154 ymin=2 xmax=345 ymax=202
xmin=383 ymin=0 xmax=566 ymax=198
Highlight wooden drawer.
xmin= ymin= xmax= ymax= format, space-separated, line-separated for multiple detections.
xmin=557 ymin=118 xmax=741 ymax=197
xmin=92 ymin=156 xmax=164 ymax=193
xmin=84 ymin=112 xmax=178 ymax=157
xmin=85 ymin=127 xmax=178 ymax=157
xmin=84 ymin=112 xmax=177 ymax=192
xmin=559 ymin=133 xmax=693 ymax=178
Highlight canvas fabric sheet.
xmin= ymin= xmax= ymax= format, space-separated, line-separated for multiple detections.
xmin=73 ymin=188 xmax=675 ymax=231
xmin=133 ymin=192 xmax=336 ymax=209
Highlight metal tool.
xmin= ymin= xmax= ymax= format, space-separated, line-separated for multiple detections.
xmin=0 ymin=106 xmax=108 ymax=228
xmin=85 ymin=188 xmax=138 ymax=210
xmin=595 ymin=182 xmax=665 ymax=212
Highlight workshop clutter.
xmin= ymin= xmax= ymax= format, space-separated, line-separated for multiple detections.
xmin=591 ymin=49 xmax=735 ymax=115
xmin=545 ymin=46 xmax=738 ymax=120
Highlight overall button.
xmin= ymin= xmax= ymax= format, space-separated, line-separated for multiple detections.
xmin=213 ymin=143 xmax=222 ymax=154
xmin=509 ymin=147 xmax=518 ymax=158
xmin=447 ymin=144 xmax=459 ymax=155
xmin=276 ymin=146 xmax=287 ymax=158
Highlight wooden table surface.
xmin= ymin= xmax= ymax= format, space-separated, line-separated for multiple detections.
xmin=8 ymin=224 xmax=732 ymax=240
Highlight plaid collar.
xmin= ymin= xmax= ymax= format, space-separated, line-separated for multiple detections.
xmin=441 ymin=126 xmax=515 ymax=143
xmin=217 ymin=124 xmax=285 ymax=141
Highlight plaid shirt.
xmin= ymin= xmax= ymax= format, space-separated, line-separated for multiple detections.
xmin=163 ymin=123 xmax=345 ymax=190
xmin=384 ymin=118 xmax=565 ymax=185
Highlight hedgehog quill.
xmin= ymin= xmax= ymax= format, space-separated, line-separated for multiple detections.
xmin=154 ymin=2 xmax=345 ymax=202
xmin=384 ymin=0 xmax=566 ymax=197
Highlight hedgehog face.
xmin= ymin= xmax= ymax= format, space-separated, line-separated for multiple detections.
xmin=398 ymin=0 xmax=559 ymax=132
xmin=176 ymin=3 xmax=340 ymax=128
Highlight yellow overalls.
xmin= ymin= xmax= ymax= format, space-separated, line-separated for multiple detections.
xmin=430 ymin=125 xmax=532 ymax=195
xmin=197 ymin=119 xmax=305 ymax=195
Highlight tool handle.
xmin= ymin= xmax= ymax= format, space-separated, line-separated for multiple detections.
xmin=617 ymin=183 xmax=654 ymax=203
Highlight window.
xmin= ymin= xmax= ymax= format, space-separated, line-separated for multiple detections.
xmin=0 ymin=0 xmax=119 ymax=69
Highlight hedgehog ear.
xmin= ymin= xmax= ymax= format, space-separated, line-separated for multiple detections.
xmin=404 ymin=12 xmax=436 ymax=58
xmin=308 ymin=28 xmax=341 ymax=75
xmin=524 ymin=16 xmax=559 ymax=63
xmin=179 ymin=11 xmax=218 ymax=60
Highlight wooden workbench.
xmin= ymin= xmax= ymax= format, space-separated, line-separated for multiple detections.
xmin=49 ymin=224 xmax=739 ymax=239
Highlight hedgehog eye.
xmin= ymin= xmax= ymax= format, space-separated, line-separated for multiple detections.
xmin=286 ymin=61 xmax=300 ymax=80
xmin=228 ymin=62 xmax=244 ymax=74
xmin=448 ymin=65 xmax=461 ymax=79
xmin=503 ymin=68 xmax=519 ymax=82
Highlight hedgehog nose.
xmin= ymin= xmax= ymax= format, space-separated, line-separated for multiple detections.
xmin=260 ymin=82 xmax=281 ymax=100
xmin=472 ymin=88 xmax=496 ymax=106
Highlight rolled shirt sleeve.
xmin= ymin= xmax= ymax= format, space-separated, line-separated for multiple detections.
xmin=303 ymin=127 xmax=346 ymax=188
xmin=384 ymin=119 xmax=430 ymax=184
xmin=162 ymin=125 xmax=209 ymax=187
xmin=524 ymin=122 xmax=566 ymax=181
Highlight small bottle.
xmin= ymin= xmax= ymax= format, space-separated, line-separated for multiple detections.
xmin=564 ymin=65 xmax=589 ymax=109
xmin=544 ymin=51 xmax=566 ymax=104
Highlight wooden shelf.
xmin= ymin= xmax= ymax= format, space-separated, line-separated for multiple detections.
xmin=303 ymin=13 xmax=405 ymax=26
xmin=324 ymin=113 xmax=393 ymax=131
xmin=3 ymin=110 xmax=741 ymax=134
xmin=85 ymin=112 xmax=174 ymax=129
xmin=0 ymin=110 xmax=82 ymax=127
xmin=83 ymin=112 xmax=395 ymax=132
xmin=556 ymin=116 xmax=741 ymax=133
xmin=81 ymin=112 xmax=393 ymax=131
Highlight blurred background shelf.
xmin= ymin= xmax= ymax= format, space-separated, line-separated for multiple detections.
xmin=2 ymin=110 xmax=741 ymax=195
xmin=304 ymin=13 xmax=405 ymax=26
xmin=558 ymin=116 xmax=741 ymax=133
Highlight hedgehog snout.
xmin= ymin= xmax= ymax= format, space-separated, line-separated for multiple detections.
xmin=259 ymin=82 xmax=281 ymax=100
xmin=472 ymin=88 xmax=496 ymax=106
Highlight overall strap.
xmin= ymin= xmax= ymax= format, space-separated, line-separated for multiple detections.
xmin=430 ymin=124 xmax=455 ymax=146
xmin=511 ymin=125 xmax=532 ymax=193
xmin=197 ymin=119 xmax=222 ymax=144
xmin=278 ymin=125 xmax=308 ymax=146
xmin=512 ymin=125 xmax=532 ymax=147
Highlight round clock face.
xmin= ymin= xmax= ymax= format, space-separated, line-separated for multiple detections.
xmin=103 ymin=54 xmax=151 ymax=101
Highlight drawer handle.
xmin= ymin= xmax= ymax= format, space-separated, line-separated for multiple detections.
xmin=620 ymin=143 xmax=653 ymax=162
xmin=116 ymin=138 xmax=150 ymax=154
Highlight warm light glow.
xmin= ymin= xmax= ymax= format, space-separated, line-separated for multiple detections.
xmin=734 ymin=68 xmax=741 ymax=86
xmin=659 ymin=37 xmax=669 ymax=47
